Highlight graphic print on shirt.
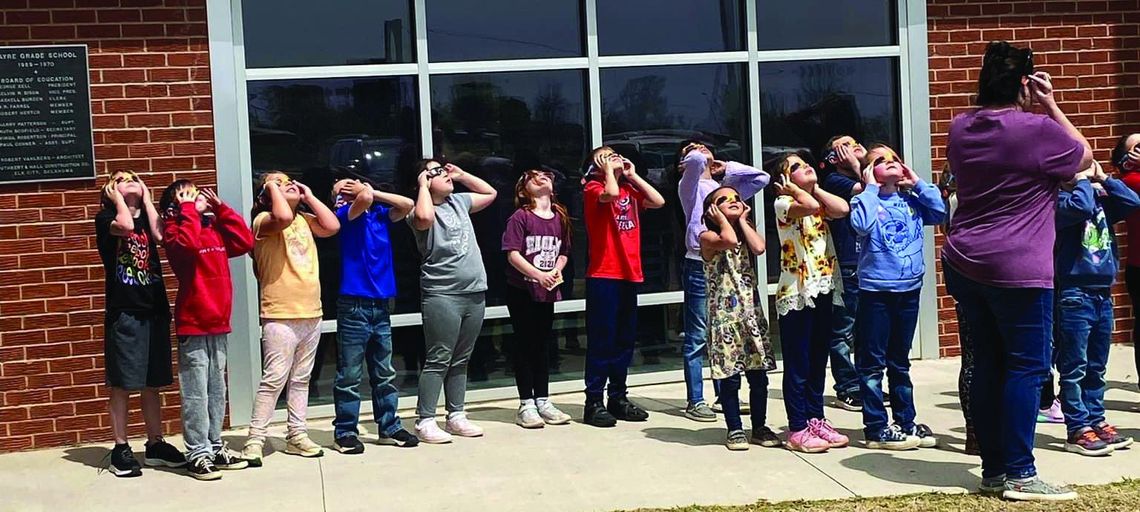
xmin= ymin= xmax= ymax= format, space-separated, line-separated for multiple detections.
xmin=615 ymin=195 xmax=636 ymax=232
xmin=869 ymin=203 xmax=923 ymax=278
xmin=437 ymin=205 xmax=471 ymax=254
xmin=116 ymin=231 xmax=157 ymax=286
xmin=284 ymin=222 xmax=314 ymax=271
xmin=1082 ymin=208 xmax=1112 ymax=265
xmin=526 ymin=235 xmax=562 ymax=271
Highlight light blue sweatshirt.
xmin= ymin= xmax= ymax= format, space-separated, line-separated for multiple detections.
xmin=850 ymin=180 xmax=946 ymax=292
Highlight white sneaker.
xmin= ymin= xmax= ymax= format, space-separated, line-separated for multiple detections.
xmin=445 ymin=411 xmax=485 ymax=437
xmin=517 ymin=403 xmax=544 ymax=429
xmin=536 ymin=399 xmax=572 ymax=425
xmin=415 ymin=418 xmax=453 ymax=444
xmin=240 ymin=439 xmax=263 ymax=467
xmin=284 ymin=433 xmax=324 ymax=458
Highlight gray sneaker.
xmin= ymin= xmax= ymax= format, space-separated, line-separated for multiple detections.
xmin=1002 ymin=477 xmax=1078 ymax=502
xmin=684 ymin=401 xmax=717 ymax=422
xmin=978 ymin=475 xmax=1005 ymax=496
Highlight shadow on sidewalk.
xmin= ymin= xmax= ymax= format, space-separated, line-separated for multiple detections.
xmin=642 ymin=427 xmax=725 ymax=447
xmin=61 ymin=446 xmax=187 ymax=476
xmin=839 ymin=452 xmax=976 ymax=489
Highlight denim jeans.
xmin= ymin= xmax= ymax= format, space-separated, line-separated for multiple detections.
xmin=779 ymin=295 xmax=833 ymax=432
xmin=829 ymin=266 xmax=861 ymax=396
xmin=179 ymin=335 xmax=227 ymax=462
xmin=718 ymin=370 xmax=768 ymax=432
xmin=1055 ymin=287 xmax=1112 ymax=436
xmin=585 ymin=278 xmax=638 ymax=402
xmin=681 ymin=258 xmax=709 ymax=405
xmin=333 ymin=296 xmax=402 ymax=438
xmin=944 ymin=261 xmax=1052 ymax=480
xmin=856 ymin=289 xmax=920 ymax=437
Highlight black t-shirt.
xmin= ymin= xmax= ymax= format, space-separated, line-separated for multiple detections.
xmin=95 ymin=208 xmax=168 ymax=315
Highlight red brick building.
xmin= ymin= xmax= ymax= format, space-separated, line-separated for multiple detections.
xmin=1 ymin=0 xmax=1138 ymax=452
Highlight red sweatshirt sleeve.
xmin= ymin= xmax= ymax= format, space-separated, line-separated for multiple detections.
xmin=163 ymin=203 xmax=202 ymax=258
xmin=213 ymin=203 xmax=255 ymax=257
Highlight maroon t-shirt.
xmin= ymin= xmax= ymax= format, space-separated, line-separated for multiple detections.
xmin=501 ymin=208 xmax=571 ymax=302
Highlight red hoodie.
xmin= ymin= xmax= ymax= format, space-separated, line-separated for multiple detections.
xmin=163 ymin=202 xmax=255 ymax=336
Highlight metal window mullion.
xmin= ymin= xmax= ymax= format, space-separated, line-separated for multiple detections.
xmin=754 ymin=45 xmax=900 ymax=63
xmin=745 ymin=0 xmax=770 ymax=321
xmin=427 ymin=57 xmax=588 ymax=75
xmin=413 ymin=0 xmax=433 ymax=157
xmin=597 ymin=51 xmax=748 ymax=68
xmin=585 ymin=0 xmax=602 ymax=148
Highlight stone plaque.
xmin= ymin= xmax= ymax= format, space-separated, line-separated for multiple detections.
xmin=0 ymin=45 xmax=95 ymax=184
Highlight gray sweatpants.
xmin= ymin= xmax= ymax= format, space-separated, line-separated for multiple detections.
xmin=416 ymin=292 xmax=485 ymax=419
xmin=179 ymin=335 xmax=227 ymax=462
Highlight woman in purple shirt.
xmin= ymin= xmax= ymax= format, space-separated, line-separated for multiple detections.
xmin=942 ymin=41 xmax=1092 ymax=502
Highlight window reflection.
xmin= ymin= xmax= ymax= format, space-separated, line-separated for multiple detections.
xmin=756 ymin=0 xmax=897 ymax=51
xmin=597 ymin=0 xmax=744 ymax=55
xmin=757 ymin=58 xmax=901 ymax=282
xmin=242 ymin=0 xmax=414 ymax=68
xmin=425 ymin=0 xmax=584 ymax=61
xmin=601 ymin=64 xmax=750 ymax=293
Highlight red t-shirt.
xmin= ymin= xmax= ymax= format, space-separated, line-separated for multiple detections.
xmin=584 ymin=179 xmax=645 ymax=282
xmin=1122 ymin=172 xmax=1140 ymax=267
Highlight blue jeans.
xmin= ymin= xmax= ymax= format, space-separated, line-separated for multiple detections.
xmin=856 ymin=289 xmax=920 ymax=437
xmin=585 ymin=278 xmax=638 ymax=402
xmin=718 ymin=370 xmax=768 ymax=431
xmin=944 ymin=261 xmax=1052 ymax=480
xmin=333 ymin=296 xmax=401 ymax=439
xmin=829 ymin=266 xmax=861 ymax=396
xmin=179 ymin=335 xmax=227 ymax=462
xmin=1055 ymin=287 xmax=1112 ymax=435
xmin=681 ymin=258 xmax=711 ymax=405
xmin=779 ymin=295 xmax=833 ymax=432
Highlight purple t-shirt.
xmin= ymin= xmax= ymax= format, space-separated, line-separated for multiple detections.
xmin=943 ymin=109 xmax=1085 ymax=288
xmin=501 ymin=209 xmax=571 ymax=302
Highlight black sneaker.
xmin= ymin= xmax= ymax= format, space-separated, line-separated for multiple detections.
xmin=607 ymin=396 xmax=649 ymax=422
xmin=335 ymin=435 xmax=365 ymax=454
xmin=144 ymin=438 xmax=187 ymax=468
xmin=213 ymin=447 xmax=250 ymax=470
xmin=378 ymin=429 xmax=420 ymax=448
xmin=187 ymin=456 xmax=221 ymax=481
xmin=108 ymin=444 xmax=142 ymax=478
xmin=864 ymin=424 xmax=921 ymax=451
xmin=905 ymin=423 xmax=938 ymax=448
xmin=583 ymin=400 xmax=617 ymax=427
xmin=835 ymin=393 xmax=863 ymax=412
xmin=751 ymin=426 xmax=784 ymax=448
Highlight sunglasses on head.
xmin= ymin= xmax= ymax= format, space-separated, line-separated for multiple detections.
xmin=525 ymin=170 xmax=555 ymax=181
xmin=425 ymin=166 xmax=447 ymax=178
xmin=714 ymin=193 xmax=741 ymax=206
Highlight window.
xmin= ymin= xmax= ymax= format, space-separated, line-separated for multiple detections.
xmin=601 ymin=63 xmax=750 ymax=293
xmin=430 ymin=70 xmax=589 ymax=307
xmin=757 ymin=57 xmax=902 ymax=282
xmin=597 ymin=0 xmax=744 ymax=55
xmin=242 ymin=0 xmax=414 ymax=68
xmin=425 ymin=0 xmax=584 ymax=61
xmin=755 ymin=0 xmax=897 ymax=51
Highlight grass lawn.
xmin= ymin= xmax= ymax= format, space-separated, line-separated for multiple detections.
xmin=625 ymin=479 xmax=1140 ymax=511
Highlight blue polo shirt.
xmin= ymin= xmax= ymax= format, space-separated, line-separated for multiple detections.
xmin=337 ymin=203 xmax=397 ymax=299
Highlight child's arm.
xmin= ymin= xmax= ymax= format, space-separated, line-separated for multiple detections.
xmin=678 ymin=150 xmax=707 ymax=190
xmin=297 ymin=181 xmax=340 ymax=238
xmin=624 ymin=166 xmax=666 ymax=209
xmin=813 ymin=186 xmax=850 ymax=220
xmin=774 ymin=181 xmax=821 ymax=219
xmin=257 ymin=182 xmax=296 ymax=236
xmin=737 ymin=207 xmax=766 ymax=256
xmin=721 ymin=161 xmax=771 ymax=200
xmin=202 ymin=190 xmax=254 ymax=257
xmin=849 ymin=185 xmax=882 ymax=236
xmin=448 ymin=164 xmax=498 ymax=213
xmin=1056 ymin=177 xmax=1096 ymax=228
xmin=345 ymin=182 xmax=374 ymax=221
xmin=699 ymin=205 xmax=739 ymax=260
xmin=1101 ymin=177 xmax=1140 ymax=224
xmin=141 ymin=182 xmax=163 ymax=244
xmin=163 ymin=203 xmax=202 ymax=255
xmin=410 ymin=170 xmax=436 ymax=231
xmin=104 ymin=186 xmax=135 ymax=236
xmin=909 ymin=178 xmax=947 ymax=226
xmin=372 ymin=188 xmax=414 ymax=222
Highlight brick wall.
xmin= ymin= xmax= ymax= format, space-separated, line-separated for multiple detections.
xmin=0 ymin=0 xmax=213 ymax=451
xmin=928 ymin=0 xmax=1140 ymax=357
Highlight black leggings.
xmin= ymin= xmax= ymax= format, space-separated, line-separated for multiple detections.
xmin=505 ymin=285 xmax=554 ymax=400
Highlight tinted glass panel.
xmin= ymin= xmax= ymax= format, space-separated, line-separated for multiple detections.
xmin=243 ymin=0 xmax=414 ymax=67
xmin=246 ymin=77 xmax=420 ymax=317
xmin=756 ymin=0 xmax=896 ymax=50
xmin=757 ymin=58 xmax=902 ymax=282
xmin=601 ymin=64 xmax=750 ymax=292
xmin=425 ymin=0 xmax=584 ymax=61
xmin=431 ymin=70 xmax=588 ymax=308
xmin=597 ymin=0 xmax=744 ymax=55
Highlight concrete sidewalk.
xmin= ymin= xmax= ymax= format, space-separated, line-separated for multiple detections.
xmin=4 ymin=346 xmax=1140 ymax=512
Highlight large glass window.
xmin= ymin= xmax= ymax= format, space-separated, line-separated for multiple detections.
xmin=756 ymin=0 xmax=897 ymax=51
xmin=242 ymin=0 xmax=414 ymax=68
xmin=757 ymin=57 xmax=902 ymax=282
xmin=597 ymin=0 xmax=744 ymax=55
xmin=425 ymin=0 xmax=584 ymax=62
xmin=601 ymin=63 xmax=750 ymax=293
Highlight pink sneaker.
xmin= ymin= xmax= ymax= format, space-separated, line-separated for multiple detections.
xmin=445 ymin=412 xmax=485 ymax=438
xmin=415 ymin=418 xmax=453 ymax=444
xmin=810 ymin=418 xmax=849 ymax=448
xmin=786 ymin=426 xmax=830 ymax=453
xmin=1037 ymin=399 xmax=1064 ymax=424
